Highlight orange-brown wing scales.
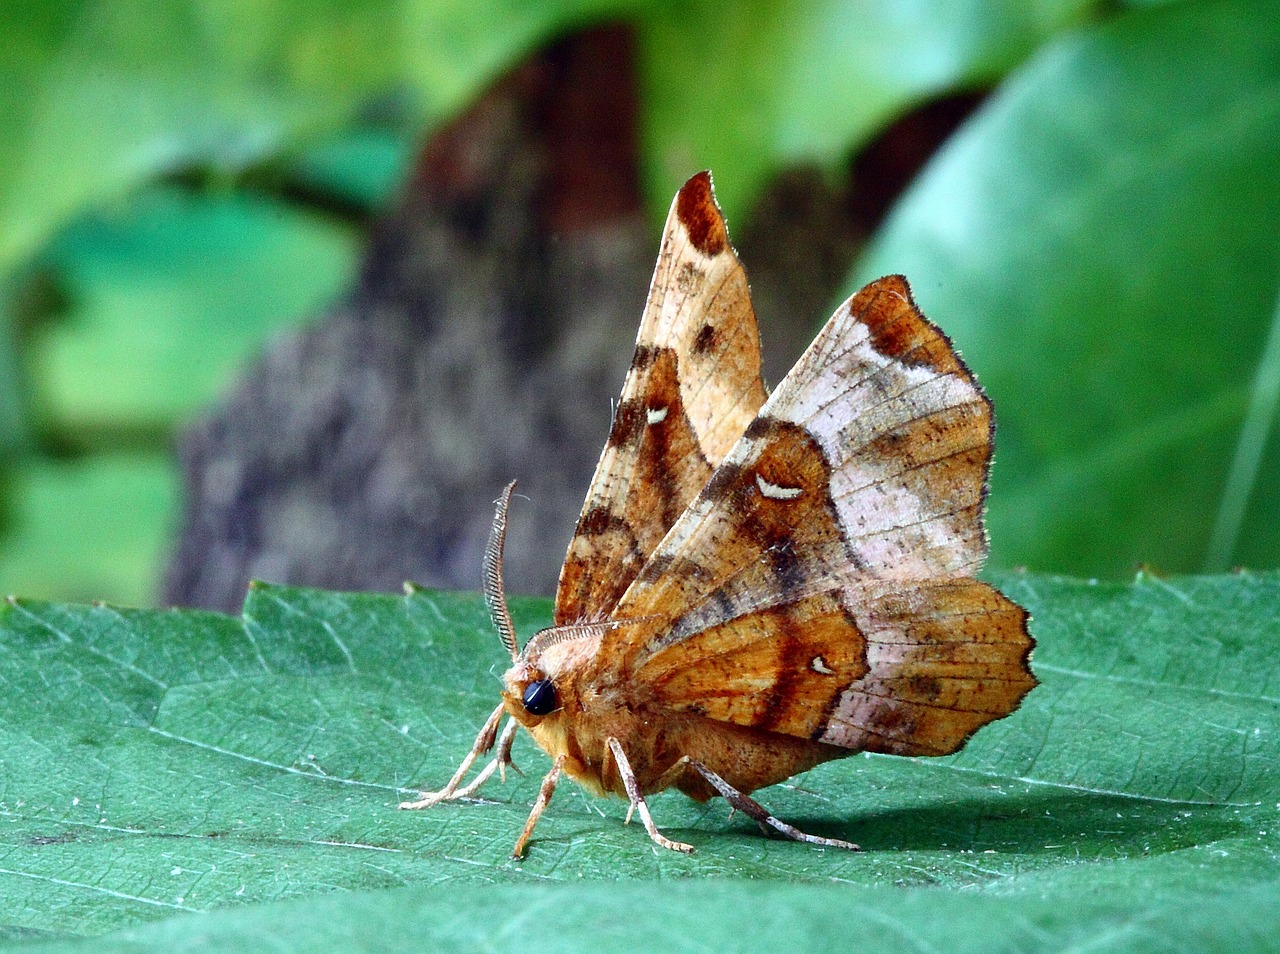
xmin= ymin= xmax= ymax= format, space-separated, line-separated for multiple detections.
xmin=639 ymin=579 xmax=1032 ymax=756
xmin=641 ymin=594 xmax=868 ymax=738
xmin=555 ymin=172 xmax=766 ymax=625
xmin=555 ymin=347 xmax=715 ymax=620
xmin=615 ymin=418 xmax=855 ymax=652
xmin=613 ymin=276 xmax=996 ymax=638
xmin=594 ymin=273 xmax=1035 ymax=751
xmin=815 ymin=580 xmax=1035 ymax=755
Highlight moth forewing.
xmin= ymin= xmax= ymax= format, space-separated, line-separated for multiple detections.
xmin=554 ymin=170 xmax=767 ymax=626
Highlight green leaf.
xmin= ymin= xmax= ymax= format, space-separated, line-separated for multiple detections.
xmin=34 ymin=187 xmax=358 ymax=434
xmin=856 ymin=0 xmax=1280 ymax=576
xmin=284 ymin=129 xmax=417 ymax=210
xmin=0 ymin=454 xmax=176 ymax=606
xmin=2 ymin=572 xmax=1278 ymax=949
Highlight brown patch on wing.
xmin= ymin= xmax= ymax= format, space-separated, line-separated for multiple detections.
xmin=756 ymin=274 xmax=994 ymax=579
xmin=849 ymin=275 xmax=966 ymax=377
xmin=554 ymin=172 xmax=765 ymax=624
xmin=583 ymin=417 xmax=865 ymax=716
xmin=613 ymin=417 xmax=855 ymax=635
xmin=692 ymin=323 xmax=718 ymax=354
xmin=558 ymin=348 xmax=714 ymax=618
xmin=675 ymin=171 xmax=728 ymax=256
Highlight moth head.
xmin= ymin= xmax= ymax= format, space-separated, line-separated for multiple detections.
xmin=501 ymin=622 xmax=617 ymax=733
xmin=483 ymin=482 xmax=606 ymax=727
xmin=500 ymin=658 xmax=559 ymax=726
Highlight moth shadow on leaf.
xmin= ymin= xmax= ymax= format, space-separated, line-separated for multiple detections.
xmin=825 ymin=789 xmax=1245 ymax=856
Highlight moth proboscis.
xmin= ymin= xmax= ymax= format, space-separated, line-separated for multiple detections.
xmin=400 ymin=171 xmax=1037 ymax=857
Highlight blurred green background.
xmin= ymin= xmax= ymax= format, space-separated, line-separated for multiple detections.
xmin=2 ymin=0 xmax=1277 ymax=607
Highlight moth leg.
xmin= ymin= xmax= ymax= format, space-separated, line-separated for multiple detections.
xmin=623 ymin=756 xmax=691 ymax=827
xmin=399 ymin=702 xmax=510 ymax=809
xmin=448 ymin=715 xmax=519 ymax=799
xmin=512 ymin=754 xmax=566 ymax=858
xmin=687 ymin=759 xmax=861 ymax=852
xmin=608 ymin=739 xmax=695 ymax=854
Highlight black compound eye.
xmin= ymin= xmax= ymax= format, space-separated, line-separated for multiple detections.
xmin=522 ymin=679 xmax=557 ymax=716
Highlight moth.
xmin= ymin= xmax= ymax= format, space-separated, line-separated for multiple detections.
xmin=401 ymin=171 xmax=1036 ymax=856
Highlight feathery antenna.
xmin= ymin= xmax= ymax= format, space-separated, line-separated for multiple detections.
xmin=484 ymin=481 xmax=521 ymax=661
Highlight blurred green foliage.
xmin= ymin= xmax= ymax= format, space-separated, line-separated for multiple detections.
xmin=860 ymin=0 xmax=1280 ymax=577
xmin=1 ymin=0 xmax=1276 ymax=604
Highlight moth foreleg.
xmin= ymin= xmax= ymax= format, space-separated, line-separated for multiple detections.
xmin=512 ymin=754 xmax=566 ymax=858
xmin=687 ymin=759 xmax=861 ymax=852
xmin=447 ymin=714 xmax=519 ymax=799
xmin=399 ymin=702 xmax=508 ymax=810
xmin=608 ymin=739 xmax=695 ymax=854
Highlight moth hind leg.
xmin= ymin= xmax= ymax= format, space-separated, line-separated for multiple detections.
xmin=399 ymin=702 xmax=516 ymax=809
xmin=608 ymin=739 xmax=695 ymax=854
xmin=687 ymin=759 xmax=861 ymax=852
